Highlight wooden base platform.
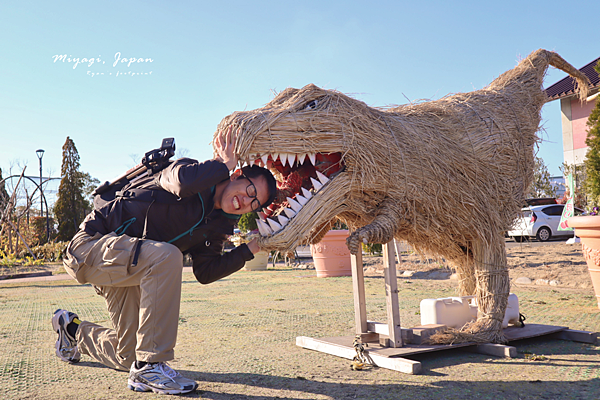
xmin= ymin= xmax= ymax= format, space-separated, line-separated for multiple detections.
xmin=297 ymin=324 xmax=598 ymax=374
xmin=300 ymin=242 xmax=598 ymax=374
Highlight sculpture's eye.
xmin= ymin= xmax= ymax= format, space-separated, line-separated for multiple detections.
xmin=304 ymin=100 xmax=318 ymax=110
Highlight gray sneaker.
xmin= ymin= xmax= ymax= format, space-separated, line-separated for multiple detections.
xmin=128 ymin=362 xmax=197 ymax=395
xmin=51 ymin=309 xmax=81 ymax=363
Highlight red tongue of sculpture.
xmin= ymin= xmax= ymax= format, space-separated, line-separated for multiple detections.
xmin=277 ymin=172 xmax=303 ymax=200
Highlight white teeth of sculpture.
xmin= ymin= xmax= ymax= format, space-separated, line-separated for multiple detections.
xmin=316 ymin=171 xmax=329 ymax=185
xmin=283 ymin=207 xmax=296 ymax=218
xmin=310 ymin=177 xmax=323 ymax=191
xmin=287 ymin=153 xmax=296 ymax=167
xmin=301 ymin=187 xmax=312 ymax=200
xmin=267 ymin=218 xmax=283 ymax=233
xmin=256 ymin=219 xmax=269 ymax=236
xmin=278 ymin=215 xmax=289 ymax=227
xmin=261 ymin=152 xmax=319 ymax=166
xmin=257 ymin=219 xmax=272 ymax=236
xmin=296 ymin=194 xmax=308 ymax=206
xmin=287 ymin=197 xmax=302 ymax=212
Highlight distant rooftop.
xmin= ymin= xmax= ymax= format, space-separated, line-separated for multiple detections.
xmin=545 ymin=56 xmax=600 ymax=101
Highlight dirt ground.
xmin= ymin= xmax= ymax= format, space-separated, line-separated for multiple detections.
xmin=0 ymin=241 xmax=598 ymax=400
xmin=357 ymin=241 xmax=592 ymax=290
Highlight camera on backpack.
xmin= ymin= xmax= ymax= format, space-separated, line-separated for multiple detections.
xmin=93 ymin=138 xmax=176 ymax=196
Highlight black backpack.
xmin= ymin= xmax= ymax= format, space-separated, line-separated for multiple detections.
xmin=90 ymin=138 xmax=209 ymax=245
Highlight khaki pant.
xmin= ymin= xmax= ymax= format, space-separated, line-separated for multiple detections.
xmin=63 ymin=230 xmax=183 ymax=371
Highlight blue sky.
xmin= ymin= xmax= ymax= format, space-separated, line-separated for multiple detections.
xmin=1 ymin=0 xmax=597 ymax=196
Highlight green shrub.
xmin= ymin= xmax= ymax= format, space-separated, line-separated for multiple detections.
xmin=238 ymin=211 xmax=259 ymax=233
xmin=16 ymin=241 xmax=67 ymax=262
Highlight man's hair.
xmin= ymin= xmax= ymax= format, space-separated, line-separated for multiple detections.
xmin=240 ymin=165 xmax=278 ymax=209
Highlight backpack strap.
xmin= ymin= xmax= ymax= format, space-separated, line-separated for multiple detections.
xmin=115 ymin=188 xmax=181 ymax=204
xmin=167 ymin=193 xmax=206 ymax=243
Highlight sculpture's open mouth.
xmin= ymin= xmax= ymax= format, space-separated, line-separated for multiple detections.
xmin=243 ymin=151 xmax=345 ymax=237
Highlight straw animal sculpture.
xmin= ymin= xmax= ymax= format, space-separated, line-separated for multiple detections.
xmin=213 ymin=49 xmax=589 ymax=344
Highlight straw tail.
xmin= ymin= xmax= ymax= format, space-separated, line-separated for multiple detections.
xmin=489 ymin=49 xmax=590 ymax=102
xmin=547 ymin=50 xmax=590 ymax=101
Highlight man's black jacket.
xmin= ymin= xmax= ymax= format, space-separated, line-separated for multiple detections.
xmin=81 ymin=158 xmax=255 ymax=284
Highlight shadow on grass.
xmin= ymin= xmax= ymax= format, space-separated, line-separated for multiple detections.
xmin=166 ymin=338 xmax=600 ymax=399
xmin=60 ymin=337 xmax=600 ymax=399
xmin=174 ymin=370 xmax=600 ymax=400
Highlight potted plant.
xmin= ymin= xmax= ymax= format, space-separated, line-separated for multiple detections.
xmin=310 ymin=221 xmax=352 ymax=278
xmin=237 ymin=212 xmax=269 ymax=271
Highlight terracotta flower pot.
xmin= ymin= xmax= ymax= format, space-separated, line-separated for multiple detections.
xmin=310 ymin=230 xmax=352 ymax=278
xmin=566 ymin=215 xmax=600 ymax=309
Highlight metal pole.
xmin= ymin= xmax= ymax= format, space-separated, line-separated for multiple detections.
xmin=36 ymin=149 xmax=47 ymax=242
xmin=38 ymin=157 xmax=43 ymax=214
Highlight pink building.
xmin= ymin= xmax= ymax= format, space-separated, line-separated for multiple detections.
xmin=545 ymin=57 xmax=600 ymax=166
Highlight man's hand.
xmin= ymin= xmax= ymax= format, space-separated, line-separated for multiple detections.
xmin=247 ymin=238 xmax=261 ymax=254
xmin=214 ymin=126 xmax=238 ymax=171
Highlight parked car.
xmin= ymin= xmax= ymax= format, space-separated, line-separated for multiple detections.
xmin=524 ymin=197 xmax=557 ymax=206
xmin=507 ymin=204 xmax=585 ymax=242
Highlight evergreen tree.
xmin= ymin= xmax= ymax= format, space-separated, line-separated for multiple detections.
xmin=584 ymin=61 xmax=600 ymax=206
xmin=54 ymin=137 xmax=89 ymax=242
xmin=526 ymin=156 xmax=555 ymax=198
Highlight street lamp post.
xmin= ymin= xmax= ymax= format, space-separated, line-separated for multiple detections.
xmin=36 ymin=149 xmax=47 ymax=242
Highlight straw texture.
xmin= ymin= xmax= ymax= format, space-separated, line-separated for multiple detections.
xmin=214 ymin=49 xmax=590 ymax=343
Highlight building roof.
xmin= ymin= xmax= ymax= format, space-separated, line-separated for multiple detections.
xmin=545 ymin=56 xmax=600 ymax=101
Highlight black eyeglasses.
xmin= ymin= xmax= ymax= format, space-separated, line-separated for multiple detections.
xmin=242 ymin=174 xmax=262 ymax=212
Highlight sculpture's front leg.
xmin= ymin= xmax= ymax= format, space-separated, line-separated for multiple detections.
xmin=346 ymin=199 xmax=400 ymax=254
